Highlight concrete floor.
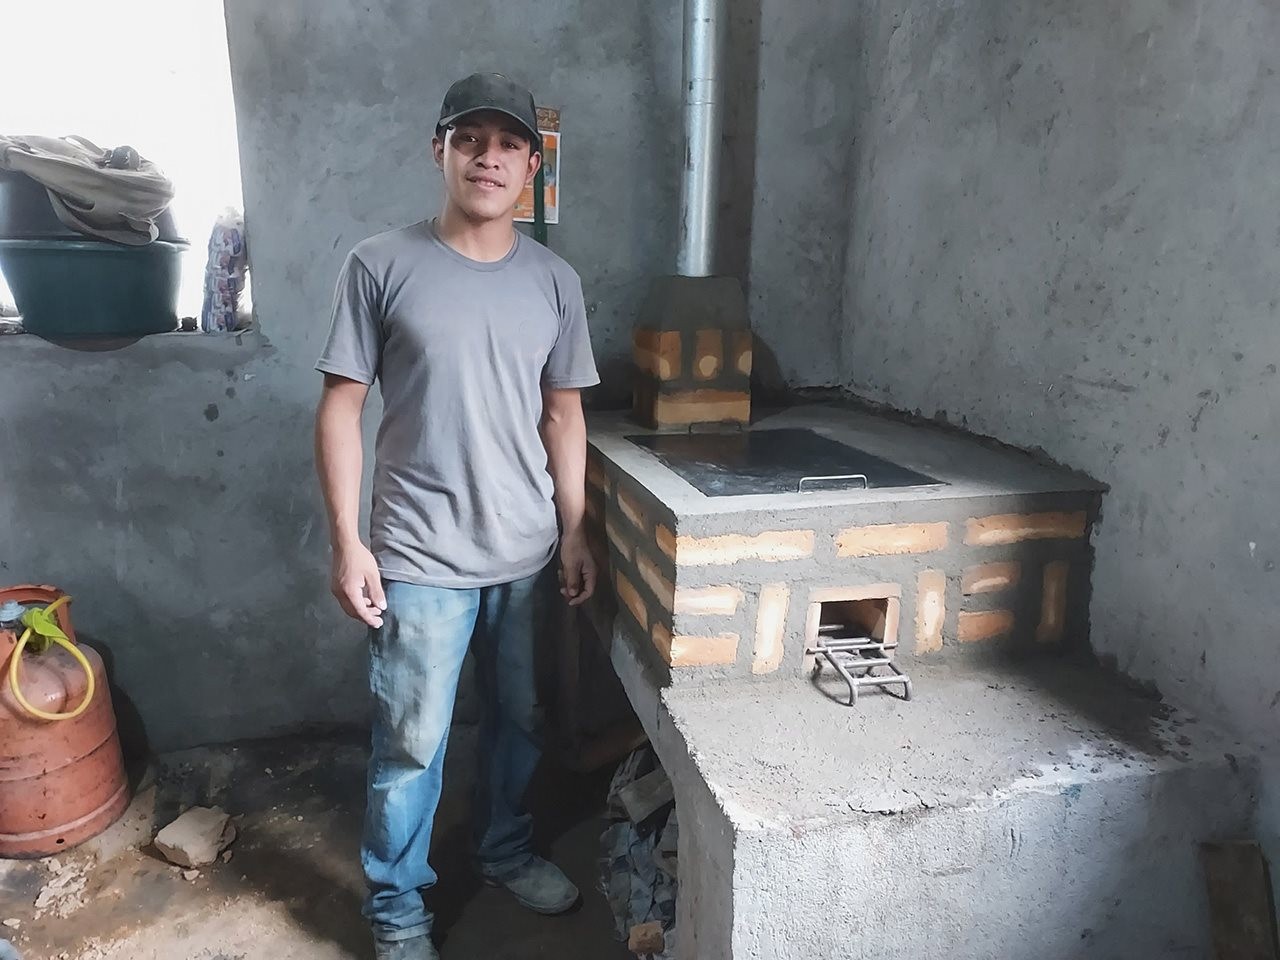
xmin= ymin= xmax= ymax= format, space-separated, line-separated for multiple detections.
xmin=0 ymin=730 xmax=630 ymax=960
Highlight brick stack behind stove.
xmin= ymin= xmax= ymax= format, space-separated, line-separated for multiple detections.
xmin=631 ymin=276 xmax=753 ymax=430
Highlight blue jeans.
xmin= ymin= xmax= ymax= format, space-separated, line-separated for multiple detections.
xmin=362 ymin=569 xmax=549 ymax=943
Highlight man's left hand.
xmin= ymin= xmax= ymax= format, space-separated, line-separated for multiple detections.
xmin=558 ymin=529 xmax=597 ymax=606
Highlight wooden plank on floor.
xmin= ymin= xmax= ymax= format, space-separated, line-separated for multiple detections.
xmin=1202 ymin=841 xmax=1280 ymax=960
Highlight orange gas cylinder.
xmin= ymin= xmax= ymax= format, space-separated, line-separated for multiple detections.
xmin=0 ymin=585 xmax=130 ymax=858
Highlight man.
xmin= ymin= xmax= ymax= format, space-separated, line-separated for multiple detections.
xmin=314 ymin=73 xmax=599 ymax=960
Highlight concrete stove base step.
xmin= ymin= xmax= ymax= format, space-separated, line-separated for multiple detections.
xmin=608 ymin=622 xmax=1258 ymax=960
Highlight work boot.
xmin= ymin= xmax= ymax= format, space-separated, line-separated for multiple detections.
xmin=484 ymin=856 xmax=580 ymax=914
xmin=373 ymin=934 xmax=439 ymax=960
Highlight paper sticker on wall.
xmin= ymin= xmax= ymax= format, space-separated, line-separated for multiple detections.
xmin=515 ymin=106 xmax=560 ymax=224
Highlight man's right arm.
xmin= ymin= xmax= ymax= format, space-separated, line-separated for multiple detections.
xmin=315 ymin=373 xmax=386 ymax=628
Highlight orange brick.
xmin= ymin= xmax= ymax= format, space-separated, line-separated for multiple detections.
xmin=962 ymin=561 xmax=1021 ymax=595
xmin=655 ymin=524 xmax=677 ymax=561
xmin=654 ymin=622 xmax=741 ymax=667
xmin=637 ymin=553 xmax=675 ymax=611
xmin=586 ymin=456 xmax=611 ymax=495
xmin=915 ymin=570 xmax=946 ymax=654
xmin=588 ymin=528 xmax=609 ymax=570
xmin=958 ymin=610 xmax=1015 ymax=642
xmin=676 ymin=530 xmax=815 ymax=566
xmin=694 ymin=330 xmax=724 ymax=381
xmin=808 ymin=583 xmax=901 ymax=605
xmin=732 ymin=331 xmax=753 ymax=377
xmin=617 ymin=486 xmax=647 ymax=532
xmin=836 ymin=522 xmax=949 ymax=557
xmin=965 ymin=511 xmax=1088 ymax=546
xmin=653 ymin=389 xmax=750 ymax=427
xmin=670 ymin=632 xmax=739 ymax=667
xmin=752 ymin=583 xmax=790 ymax=674
xmin=605 ymin=518 xmax=633 ymax=564
xmin=632 ymin=378 xmax=656 ymax=423
xmin=1036 ymin=561 xmax=1069 ymax=644
xmin=651 ymin=622 xmax=673 ymax=660
xmin=634 ymin=329 xmax=682 ymax=380
xmin=674 ymin=585 xmax=743 ymax=616
xmin=615 ymin=571 xmax=648 ymax=631
xmin=633 ymin=329 xmax=654 ymax=375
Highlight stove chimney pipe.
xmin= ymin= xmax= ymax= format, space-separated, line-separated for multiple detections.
xmin=676 ymin=0 xmax=724 ymax=278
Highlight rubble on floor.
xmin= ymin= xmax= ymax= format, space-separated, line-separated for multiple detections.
xmin=601 ymin=747 xmax=677 ymax=959
xmin=152 ymin=806 xmax=236 ymax=868
xmin=31 ymin=861 xmax=89 ymax=922
xmin=0 ymin=732 xmax=628 ymax=960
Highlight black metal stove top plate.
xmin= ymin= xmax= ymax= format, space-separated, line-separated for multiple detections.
xmin=625 ymin=428 xmax=942 ymax=497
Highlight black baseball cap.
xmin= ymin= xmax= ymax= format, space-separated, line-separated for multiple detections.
xmin=438 ymin=73 xmax=542 ymax=152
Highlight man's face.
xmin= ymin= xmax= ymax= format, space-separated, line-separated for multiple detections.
xmin=433 ymin=111 xmax=541 ymax=222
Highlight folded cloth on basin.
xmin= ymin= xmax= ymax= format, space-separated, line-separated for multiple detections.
xmin=0 ymin=134 xmax=174 ymax=245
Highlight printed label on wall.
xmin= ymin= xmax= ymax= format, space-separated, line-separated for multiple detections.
xmin=515 ymin=106 xmax=560 ymax=225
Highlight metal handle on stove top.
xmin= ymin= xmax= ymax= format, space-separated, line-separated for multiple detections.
xmin=684 ymin=420 xmax=746 ymax=435
xmin=798 ymin=473 xmax=869 ymax=492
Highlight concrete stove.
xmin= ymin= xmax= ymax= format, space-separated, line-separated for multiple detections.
xmin=582 ymin=403 xmax=1258 ymax=960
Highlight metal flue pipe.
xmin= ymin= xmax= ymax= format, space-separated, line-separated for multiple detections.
xmin=676 ymin=0 xmax=724 ymax=277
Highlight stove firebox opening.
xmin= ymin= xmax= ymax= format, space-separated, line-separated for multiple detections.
xmin=804 ymin=584 xmax=912 ymax=705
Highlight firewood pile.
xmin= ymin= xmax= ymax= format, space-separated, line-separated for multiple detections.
xmin=600 ymin=747 xmax=677 ymax=959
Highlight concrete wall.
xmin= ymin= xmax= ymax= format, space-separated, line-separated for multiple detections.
xmin=838 ymin=0 xmax=1280 ymax=852
xmin=226 ymin=0 xmax=684 ymax=410
xmin=722 ymin=0 xmax=858 ymax=392
xmin=0 ymin=332 xmax=347 ymax=754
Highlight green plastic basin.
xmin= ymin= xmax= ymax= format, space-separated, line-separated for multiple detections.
xmin=0 ymin=238 xmax=187 ymax=337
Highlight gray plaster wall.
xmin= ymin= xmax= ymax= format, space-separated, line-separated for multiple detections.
xmin=225 ymin=0 xmax=684 ymax=410
xmin=722 ymin=0 xmax=858 ymax=391
xmin=0 ymin=332 xmax=349 ymax=753
xmin=837 ymin=0 xmax=1280 ymax=852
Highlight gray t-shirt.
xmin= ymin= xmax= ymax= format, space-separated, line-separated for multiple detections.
xmin=316 ymin=219 xmax=599 ymax=588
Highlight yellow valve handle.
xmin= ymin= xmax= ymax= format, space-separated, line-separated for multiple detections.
xmin=6 ymin=596 xmax=95 ymax=722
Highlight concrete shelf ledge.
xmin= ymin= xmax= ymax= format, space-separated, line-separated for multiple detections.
xmin=1 ymin=328 xmax=268 ymax=359
xmin=608 ymin=625 xmax=1257 ymax=960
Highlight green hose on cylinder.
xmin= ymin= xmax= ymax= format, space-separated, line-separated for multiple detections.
xmin=6 ymin=595 xmax=95 ymax=722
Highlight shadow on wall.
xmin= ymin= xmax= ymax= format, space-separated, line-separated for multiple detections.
xmin=590 ymin=354 xmax=635 ymax=411
xmin=749 ymin=334 xmax=789 ymax=403
xmin=718 ymin=0 xmax=763 ymax=288
xmin=80 ymin=631 xmax=152 ymax=788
